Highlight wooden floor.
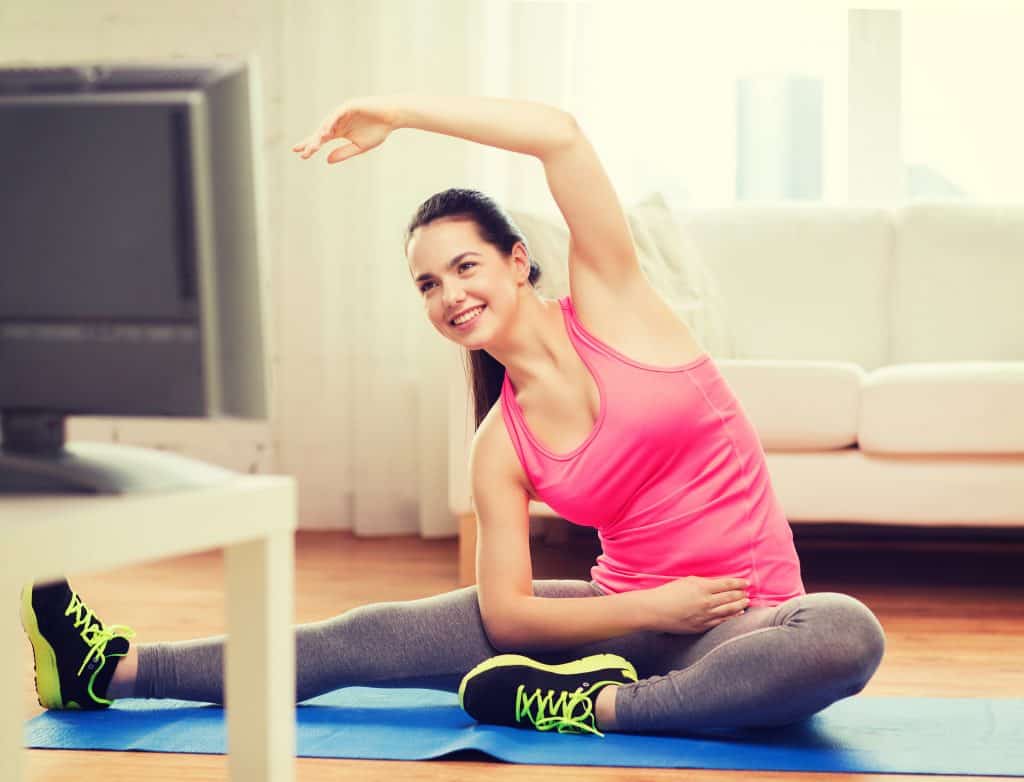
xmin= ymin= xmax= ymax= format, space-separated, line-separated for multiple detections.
xmin=22 ymin=528 xmax=1024 ymax=781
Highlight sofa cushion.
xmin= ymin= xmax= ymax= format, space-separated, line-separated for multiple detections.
xmin=677 ymin=206 xmax=893 ymax=370
xmin=860 ymin=361 xmax=1024 ymax=454
xmin=508 ymin=193 xmax=735 ymax=357
xmin=889 ymin=204 xmax=1024 ymax=364
xmin=716 ymin=359 xmax=863 ymax=450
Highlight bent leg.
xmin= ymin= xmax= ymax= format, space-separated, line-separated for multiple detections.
xmin=133 ymin=579 xmax=601 ymax=703
xmin=612 ymin=592 xmax=886 ymax=735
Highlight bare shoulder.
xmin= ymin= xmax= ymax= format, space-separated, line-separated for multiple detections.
xmin=567 ymin=259 xmax=705 ymax=367
xmin=470 ymin=401 xmax=537 ymax=504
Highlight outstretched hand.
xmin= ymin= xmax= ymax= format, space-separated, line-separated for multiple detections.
xmin=291 ymin=96 xmax=399 ymax=164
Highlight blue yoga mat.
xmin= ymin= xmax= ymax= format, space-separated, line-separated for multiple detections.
xmin=25 ymin=688 xmax=1024 ymax=776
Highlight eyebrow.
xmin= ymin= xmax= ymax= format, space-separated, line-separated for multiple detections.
xmin=413 ymin=252 xmax=481 ymax=284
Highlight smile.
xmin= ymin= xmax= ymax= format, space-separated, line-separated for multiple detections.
xmin=450 ymin=305 xmax=485 ymax=329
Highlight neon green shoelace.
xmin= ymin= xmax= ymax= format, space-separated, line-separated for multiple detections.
xmin=514 ymin=679 xmax=618 ymax=737
xmin=65 ymin=591 xmax=136 ymax=702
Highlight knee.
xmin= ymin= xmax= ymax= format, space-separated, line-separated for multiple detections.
xmin=819 ymin=594 xmax=886 ymax=693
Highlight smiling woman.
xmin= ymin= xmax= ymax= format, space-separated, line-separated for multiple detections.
xmin=22 ymin=94 xmax=886 ymax=744
xmin=404 ymin=188 xmax=545 ymax=429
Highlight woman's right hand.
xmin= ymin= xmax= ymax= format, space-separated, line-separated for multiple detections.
xmin=291 ymin=96 xmax=399 ymax=165
xmin=642 ymin=576 xmax=751 ymax=635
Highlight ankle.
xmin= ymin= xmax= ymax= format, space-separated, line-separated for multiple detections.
xmin=594 ymin=683 xmax=620 ymax=732
xmin=106 ymin=646 xmax=138 ymax=699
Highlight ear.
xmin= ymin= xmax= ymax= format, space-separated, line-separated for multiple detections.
xmin=510 ymin=241 xmax=532 ymax=285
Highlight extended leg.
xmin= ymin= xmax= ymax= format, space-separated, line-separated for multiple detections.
xmin=134 ymin=579 xmax=603 ymax=703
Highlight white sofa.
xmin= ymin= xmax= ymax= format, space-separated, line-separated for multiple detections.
xmin=448 ymin=202 xmax=1024 ymax=585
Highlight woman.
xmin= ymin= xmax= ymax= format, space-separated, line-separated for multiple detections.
xmin=22 ymin=95 xmax=885 ymax=738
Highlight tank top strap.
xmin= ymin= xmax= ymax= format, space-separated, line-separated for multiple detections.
xmin=558 ymin=294 xmax=614 ymax=364
xmin=499 ymin=369 xmax=533 ymax=470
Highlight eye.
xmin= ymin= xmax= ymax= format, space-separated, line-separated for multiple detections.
xmin=419 ymin=262 xmax=476 ymax=294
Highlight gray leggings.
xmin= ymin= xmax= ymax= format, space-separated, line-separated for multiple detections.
xmin=135 ymin=583 xmax=885 ymax=735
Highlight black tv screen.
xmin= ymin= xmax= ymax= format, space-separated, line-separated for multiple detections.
xmin=0 ymin=102 xmax=198 ymax=321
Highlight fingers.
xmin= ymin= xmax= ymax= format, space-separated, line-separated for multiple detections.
xmin=298 ymin=140 xmax=320 ymax=159
xmin=706 ymin=577 xmax=750 ymax=593
xmin=291 ymin=139 xmax=327 ymax=160
xmin=291 ymin=125 xmax=331 ymax=158
xmin=709 ymin=596 xmax=750 ymax=617
xmin=326 ymin=142 xmax=359 ymax=165
xmin=710 ymin=589 xmax=748 ymax=608
xmin=293 ymin=107 xmax=347 ymax=159
xmin=704 ymin=609 xmax=745 ymax=629
xmin=291 ymin=129 xmax=343 ymax=160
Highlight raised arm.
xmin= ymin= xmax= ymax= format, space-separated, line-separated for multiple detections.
xmin=293 ymin=94 xmax=575 ymax=164
xmin=393 ymin=94 xmax=577 ymax=160
xmin=293 ymin=94 xmax=640 ymax=289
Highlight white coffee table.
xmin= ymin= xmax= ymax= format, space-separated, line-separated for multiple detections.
xmin=0 ymin=473 xmax=297 ymax=781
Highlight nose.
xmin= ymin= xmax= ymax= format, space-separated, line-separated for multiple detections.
xmin=442 ymin=281 xmax=466 ymax=310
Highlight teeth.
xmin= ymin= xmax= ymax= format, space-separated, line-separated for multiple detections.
xmin=452 ymin=306 xmax=484 ymax=325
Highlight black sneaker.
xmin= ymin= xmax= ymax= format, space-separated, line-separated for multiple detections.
xmin=458 ymin=652 xmax=638 ymax=737
xmin=20 ymin=580 xmax=135 ymax=710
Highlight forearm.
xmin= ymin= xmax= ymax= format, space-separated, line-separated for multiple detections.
xmin=391 ymin=94 xmax=577 ymax=160
xmin=491 ymin=591 xmax=651 ymax=652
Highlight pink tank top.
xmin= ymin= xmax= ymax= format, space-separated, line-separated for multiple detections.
xmin=500 ymin=295 xmax=805 ymax=607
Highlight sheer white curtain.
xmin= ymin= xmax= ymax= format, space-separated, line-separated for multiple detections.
xmin=277 ymin=1 xmax=489 ymax=536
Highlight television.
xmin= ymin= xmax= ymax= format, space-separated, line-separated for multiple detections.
xmin=0 ymin=60 xmax=271 ymax=494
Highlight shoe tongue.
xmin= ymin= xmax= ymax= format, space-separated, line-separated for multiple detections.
xmin=33 ymin=579 xmax=73 ymax=612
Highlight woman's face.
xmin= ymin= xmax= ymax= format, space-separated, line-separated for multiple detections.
xmin=407 ymin=218 xmax=529 ymax=346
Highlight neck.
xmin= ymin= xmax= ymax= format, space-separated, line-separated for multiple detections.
xmin=484 ymin=292 xmax=569 ymax=392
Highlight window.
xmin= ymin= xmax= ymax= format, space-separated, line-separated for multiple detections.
xmin=567 ymin=4 xmax=847 ymax=205
xmin=902 ymin=7 xmax=1024 ymax=201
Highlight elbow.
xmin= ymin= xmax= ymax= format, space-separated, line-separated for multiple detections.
xmin=482 ymin=616 xmax=521 ymax=653
xmin=481 ymin=604 xmax=528 ymax=653
xmin=536 ymin=112 xmax=585 ymax=162
xmin=539 ymin=111 xmax=582 ymax=160
xmin=559 ymin=111 xmax=582 ymax=147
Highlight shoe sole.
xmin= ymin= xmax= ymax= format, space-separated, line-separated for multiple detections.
xmin=19 ymin=585 xmax=64 ymax=710
xmin=458 ymin=652 xmax=638 ymax=708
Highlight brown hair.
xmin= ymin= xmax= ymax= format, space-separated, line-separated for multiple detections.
xmin=405 ymin=188 xmax=542 ymax=429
